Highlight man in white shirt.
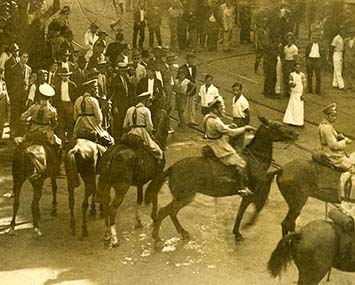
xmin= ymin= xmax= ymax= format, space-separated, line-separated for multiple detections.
xmin=330 ymin=27 xmax=345 ymax=90
xmin=84 ymin=22 xmax=99 ymax=61
xmin=199 ymin=74 xmax=220 ymax=115
xmin=231 ymin=81 xmax=250 ymax=150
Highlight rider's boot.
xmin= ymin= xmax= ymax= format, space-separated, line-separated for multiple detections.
xmin=235 ymin=165 xmax=253 ymax=197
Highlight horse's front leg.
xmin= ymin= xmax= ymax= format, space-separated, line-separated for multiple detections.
xmin=9 ymin=177 xmax=25 ymax=235
xmin=68 ymin=181 xmax=76 ymax=235
xmin=50 ymin=177 xmax=58 ymax=217
xmin=233 ymin=197 xmax=253 ymax=241
xmin=135 ymin=185 xmax=144 ymax=229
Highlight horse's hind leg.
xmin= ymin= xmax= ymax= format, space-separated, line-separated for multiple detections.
xmin=169 ymin=196 xmax=195 ymax=240
xmin=232 ymin=197 xmax=253 ymax=241
xmin=67 ymin=181 xmax=76 ymax=235
xmin=152 ymin=201 xmax=174 ymax=244
xmin=50 ymin=177 xmax=58 ymax=217
xmin=82 ymin=176 xmax=95 ymax=238
xmin=135 ymin=185 xmax=143 ymax=229
xmin=30 ymin=178 xmax=44 ymax=236
xmin=297 ymin=265 xmax=330 ymax=285
xmin=281 ymin=193 xmax=308 ymax=236
xmin=9 ymin=177 xmax=26 ymax=235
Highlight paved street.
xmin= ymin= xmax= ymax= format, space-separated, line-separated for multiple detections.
xmin=1 ymin=0 xmax=355 ymax=284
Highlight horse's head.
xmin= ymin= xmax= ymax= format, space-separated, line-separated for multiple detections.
xmin=154 ymin=108 xmax=171 ymax=150
xmin=258 ymin=116 xmax=299 ymax=143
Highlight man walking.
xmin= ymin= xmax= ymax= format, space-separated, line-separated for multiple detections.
xmin=132 ymin=1 xmax=146 ymax=49
xmin=330 ymin=27 xmax=345 ymax=90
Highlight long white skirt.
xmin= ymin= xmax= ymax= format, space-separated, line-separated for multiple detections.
xmin=283 ymin=91 xmax=304 ymax=126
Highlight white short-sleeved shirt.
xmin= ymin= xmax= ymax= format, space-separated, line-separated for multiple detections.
xmin=331 ymin=34 xmax=344 ymax=52
xmin=232 ymin=94 xmax=249 ymax=119
xmin=284 ymin=44 xmax=298 ymax=60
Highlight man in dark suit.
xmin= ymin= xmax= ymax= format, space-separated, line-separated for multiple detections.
xmin=305 ymin=32 xmax=325 ymax=95
xmin=110 ymin=62 xmax=134 ymax=140
xmin=133 ymin=1 xmax=146 ymax=50
xmin=178 ymin=52 xmax=198 ymax=125
xmin=53 ymin=68 xmax=77 ymax=143
xmin=56 ymin=49 xmax=75 ymax=81
xmin=72 ymin=55 xmax=88 ymax=96
xmin=137 ymin=63 xmax=163 ymax=126
xmin=10 ymin=51 xmax=32 ymax=137
xmin=105 ymin=31 xmax=124 ymax=66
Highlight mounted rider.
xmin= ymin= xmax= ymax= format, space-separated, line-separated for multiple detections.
xmin=123 ymin=91 xmax=164 ymax=161
xmin=20 ymin=84 xmax=61 ymax=177
xmin=73 ymin=77 xmax=114 ymax=147
xmin=203 ymin=97 xmax=255 ymax=196
xmin=319 ymin=103 xmax=355 ymax=172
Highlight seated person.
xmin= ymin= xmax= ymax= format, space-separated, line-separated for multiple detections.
xmin=73 ymin=78 xmax=114 ymax=147
xmin=123 ymin=91 xmax=163 ymax=161
xmin=319 ymin=103 xmax=355 ymax=172
xmin=203 ymin=97 xmax=255 ymax=196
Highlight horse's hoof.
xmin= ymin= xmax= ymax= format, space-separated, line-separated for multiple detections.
xmin=8 ymin=228 xmax=16 ymax=236
xmin=50 ymin=209 xmax=57 ymax=217
xmin=154 ymin=240 xmax=164 ymax=251
xmin=34 ymin=228 xmax=42 ymax=236
xmin=135 ymin=221 xmax=143 ymax=229
xmin=181 ymin=231 xmax=191 ymax=240
xmin=234 ymin=233 xmax=244 ymax=242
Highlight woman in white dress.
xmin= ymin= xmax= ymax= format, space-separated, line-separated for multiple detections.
xmin=283 ymin=62 xmax=306 ymax=126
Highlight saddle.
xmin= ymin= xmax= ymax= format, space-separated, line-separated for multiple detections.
xmin=312 ymin=150 xmax=344 ymax=172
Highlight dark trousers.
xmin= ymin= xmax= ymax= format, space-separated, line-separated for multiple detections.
xmin=306 ymin=58 xmax=322 ymax=94
xmin=207 ymin=22 xmax=219 ymax=51
xmin=263 ymin=54 xmax=277 ymax=97
xmin=149 ymin=27 xmax=162 ymax=48
xmin=56 ymin=102 xmax=74 ymax=143
xmin=10 ymin=100 xmax=26 ymax=138
xmin=283 ymin=60 xmax=295 ymax=96
xmin=133 ymin=23 xmax=145 ymax=49
xmin=255 ymin=48 xmax=263 ymax=73
xmin=240 ymin=23 xmax=251 ymax=43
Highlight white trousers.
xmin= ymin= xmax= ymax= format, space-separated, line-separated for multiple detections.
xmin=333 ymin=52 xmax=344 ymax=89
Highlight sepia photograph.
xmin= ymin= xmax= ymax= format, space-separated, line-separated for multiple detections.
xmin=0 ymin=0 xmax=355 ymax=284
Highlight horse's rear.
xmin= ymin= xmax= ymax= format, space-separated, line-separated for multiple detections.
xmin=276 ymin=159 xmax=318 ymax=235
xmin=268 ymin=220 xmax=338 ymax=285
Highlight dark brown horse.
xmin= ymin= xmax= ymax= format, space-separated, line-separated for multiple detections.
xmin=145 ymin=117 xmax=298 ymax=247
xmin=64 ymin=139 xmax=106 ymax=238
xmin=276 ymin=158 xmax=347 ymax=236
xmin=268 ymin=219 xmax=355 ymax=284
xmin=96 ymin=109 xmax=170 ymax=248
xmin=9 ymin=144 xmax=60 ymax=236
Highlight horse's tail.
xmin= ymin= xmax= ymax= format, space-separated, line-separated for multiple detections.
xmin=144 ymin=167 xmax=171 ymax=205
xmin=64 ymin=148 xmax=80 ymax=189
xmin=268 ymin=231 xmax=302 ymax=278
xmin=254 ymin=168 xmax=283 ymax=211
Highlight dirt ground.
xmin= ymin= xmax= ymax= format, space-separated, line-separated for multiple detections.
xmin=1 ymin=0 xmax=355 ymax=284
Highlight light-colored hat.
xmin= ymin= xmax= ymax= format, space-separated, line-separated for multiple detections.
xmin=322 ymin=103 xmax=337 ymax=115
xmin=116 ymin=62 xmax=129 ymax=70
xmin=39 ymin=83 xmax=55 ymax=97
xmin=58 ymin=67 xmax=72 ymax=76
xmin=60 ymin=5 xmax=70 ymax=15
xmin=82 ymin=78 xmax=98 ymax=86
xmin=137 ymin=91 xmax=152 ymax=100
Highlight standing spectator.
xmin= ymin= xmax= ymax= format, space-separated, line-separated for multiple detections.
xmin=177 ymin=1 xmax=189 ymax=51
xmin=199 ymin=74 xmax=220 ymax=116
xmin=115 ymin=43 xmax=130 ymax=65
xmin=283 ymin=62 xmax=306 ymax=127
xmin=94 ymin=31 xmax=108 ymax=54
xmin=27 ymin=70 xmax=49 ymax=108
xmin=132 ymin=1 xmax=146 ymax=50
xmin=131 ymin=49 xmax=145 ymax=83
xmin=239 ymin=0 xmax=252 ymax=44
xmin=166 ymin=51 xmax=178 ymax=110
xmin=10 ymin=51 xmax=32 ymax=138
xmin=282 ymin=32 xmax=298 ymax=97
xmin=137 ymin=64 xmax=163 ymax=126
xmin=48 ymin=6 xmax=71 ymax=36
xmin=0 ymin=67 xmax=9 ymax=143
xmin=147 ymin=6 xmax=162 ymax=48
xmin=168 ymin=0 xmax=182 ymax=51
xmin=48 ymin=59 xmax=59 ymax=86
xmin=206 ymin=0 xmax=220 ymax=51
xmin=84 ymin=22 xmax=99 ymax=61
xmin=57 ymin=49 xmax=75 ymax=75
xmin=305 ymin=32 xmax=325 ymax=95
xmin=220 ymin=0 xmax=235 ymax=52
xmin=179 ymin=52 xmax=197 ymax=126
xmin=344 ymin=27 xmax=355 ymax=90
xmin=263 ymin=41 xmax=278 ymax=98
xmin=58 ymin=29 xmax=75 ymax=62
xmin=53 ymin=68 xmax=77 ymax=143
xmin=106 ymin=31 xmax=125 ymax=66
xmin=330 ymin=27 xmax=345 ymax=90
xmin=72 ymin=55 xmax=88 ymax=95
xmin=111 ymin=62 xmax=133 ymax=140
xmin=231 ymin=81 xmax=250 ymax=150
xmin=173 ymin=69 xmax=194 ymax=128
xmin=254 ymin=18 xmax=270 ymax=74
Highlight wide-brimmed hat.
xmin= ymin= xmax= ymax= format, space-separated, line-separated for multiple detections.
xmin=97 ymin=57 xmax=109 ymax=66
xmin=116 ymin=62 xmax=129 ymax=71
xmin=60 ymin=5 xmax=70 ymax=15
xmin=60 ymin=49 xmax=72 ymax=56
xmin=322 ymin=103 xmax=337 ymax=115
xmin=137 ymin=91 xmax=152 ymax=101
xmin=39 ymin=83 xmax=55 ymax=97
xmin=82 ymin=78 xmax=98 ymax=86
xmin=58 ymin=67 xmax=72 ymax=76
xmin=38 ymin=69 xmax=48 ymax=76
